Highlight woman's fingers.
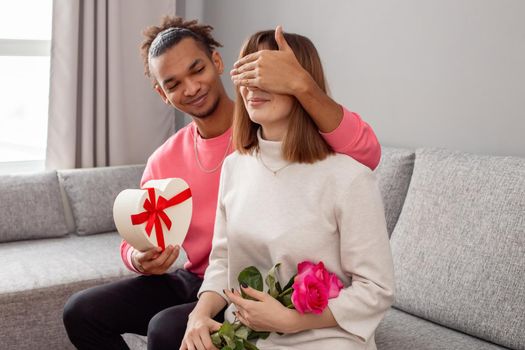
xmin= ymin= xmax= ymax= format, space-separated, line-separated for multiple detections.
xmin=182 ymin=330 xmax=207 ymax=350
xmin=209 ymin=319 xmax=222 ymax=333
xmin=179 ymin=339 xmax=194 ymax=350
xmin=224 ymin=289 xmax=250 ymax=309
xmin=234 ymin=310 xmax=255 ymax=330
xmin=181 ymin=315 xmax=222 ymax=350
xmin=224 ymin=289 xmax=250 ymax=322
xmin=198 ymin=329 xmax=216 ymax=350
xmin=240 ymin=285 xmax=269 ymax=301
xmin=193 ymin=336 xmax=206 ymax=350
xmin=233 ymin=302 xmax=248 ymax=320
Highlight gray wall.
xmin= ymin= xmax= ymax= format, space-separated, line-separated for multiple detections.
xmin=184 ymin=0 xmax=525 ymax=157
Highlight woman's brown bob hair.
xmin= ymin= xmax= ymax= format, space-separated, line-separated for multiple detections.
xmin=233 ymin=30 xmax=334 ymax=163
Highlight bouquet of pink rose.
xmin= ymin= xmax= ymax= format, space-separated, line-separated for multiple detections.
xmin=211 ymin=261 xmax=344 ymax=350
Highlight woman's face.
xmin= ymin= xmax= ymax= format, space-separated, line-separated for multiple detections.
xmin=240 ymin=86 xmax=294 ymax=127
xmin=238 ymin=44 xmax=295 ymax=141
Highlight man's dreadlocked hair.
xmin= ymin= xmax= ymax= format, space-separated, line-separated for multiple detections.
xmin=140 ymin=16 xmax=222 ymax=82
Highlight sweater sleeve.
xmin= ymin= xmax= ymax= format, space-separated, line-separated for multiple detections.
xmin=120 ymin=240 xmax=142 ymax=274
xmin=327 ymin=170 xmax=395 ymax=342
xmin=118 ymin=156 xmax=155 ymax=272
xmin=197 ymin=163 xmax=229 ymax=302
xmin=320 ymin=106 xmax=381 ymax=171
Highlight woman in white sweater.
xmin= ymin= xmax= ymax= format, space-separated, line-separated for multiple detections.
xmin=181 ymin=27 xmax=395 ymax=350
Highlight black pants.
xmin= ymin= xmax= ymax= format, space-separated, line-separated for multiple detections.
xmin=63 ymin=269 xmax=222 ymax=350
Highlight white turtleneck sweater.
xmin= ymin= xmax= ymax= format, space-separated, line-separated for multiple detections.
xmin=199 ymin=132 xmax=394 ymax=350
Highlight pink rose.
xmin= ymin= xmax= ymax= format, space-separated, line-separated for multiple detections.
xmin=291 ymin=261 xmax=344 ymax=314
xmin=291 ymin=274 xmax=328 ymax=314
xmin=326 ymin=270 xmax=344 ymax=298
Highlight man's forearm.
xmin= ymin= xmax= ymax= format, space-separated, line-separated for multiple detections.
xmin=293 ymin=73 xmax=343 ymax=133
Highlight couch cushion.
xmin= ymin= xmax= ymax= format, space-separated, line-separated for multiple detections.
xmin=0 ymin=171 xmax=69 ymax=242
xmin=376 ymin=308 xmax=508 ymax=350
xmin=59 ymin=165 xmax=145 ymax=235
xmin=0 ymin=232 xmax=132 ymax=349
xmin=1 ymin=232 xmax=187 ymax=294
xmin=1 ymin=232 xmax=132 ymax=294
xmin=374 ymin=147 xmax=415 ymax=237
xmin=390 ymin=148 xmax=525 ymax=349
xmin=1 ymin=232 xmax=187 ymax=349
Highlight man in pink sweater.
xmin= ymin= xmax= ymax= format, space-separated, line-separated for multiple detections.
xmin=63 ymin=17 xmax=381 ymax=350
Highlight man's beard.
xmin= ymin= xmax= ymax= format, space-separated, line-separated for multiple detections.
xmin=191 ymin=95 xmax=220 ymax=119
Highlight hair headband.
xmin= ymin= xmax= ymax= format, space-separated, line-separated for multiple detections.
xmin=148 ymin=27 xmax=196 ymax=60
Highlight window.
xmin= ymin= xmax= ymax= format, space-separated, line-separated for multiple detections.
xmin=0 ymin=0 xmax=53 ymax=173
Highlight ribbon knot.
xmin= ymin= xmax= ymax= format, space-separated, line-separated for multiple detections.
xmin=130 ymin=187 xmax=192 ymax=250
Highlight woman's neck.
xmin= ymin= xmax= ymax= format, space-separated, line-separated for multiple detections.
xmin=259 ymin=119 xmax=289 ymax=141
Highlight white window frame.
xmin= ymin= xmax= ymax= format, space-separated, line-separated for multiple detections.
xmin=0 ymin=39 xmax=50 ymax=56
xmin=0 ymin=38 xmax=51 ymax=173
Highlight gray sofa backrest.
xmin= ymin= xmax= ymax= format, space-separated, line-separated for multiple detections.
xmin=374 ymin=147 xmax=415 ymax=237
xmin=0 ymin=171 xmax=69 ymax=242
xmin=58 ymin=165 xmax=145 ymax=235
xmin=390 ymin=148 xmax=525 ymax=349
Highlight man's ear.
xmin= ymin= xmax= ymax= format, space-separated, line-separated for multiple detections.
xmin=154 ymin=83 xmax=169 ymax=104
xmin=211 ymin=50 xmax=224 ymax=74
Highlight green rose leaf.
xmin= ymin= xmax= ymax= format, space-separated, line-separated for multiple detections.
xmin=248 ymin=330 xmax=270 ymax=340
xmin=211 ymin=331 xmax=222 ymax=347
xmin=280 ymin=292 xmax=293 ymax=308
xmin=238 ymin=266 xmax=263 ymax=299
xmin=234 ymin=325 xmax=250 ymax=341
xmin=265 ymin=263 xmax=281 ymax=298
xmin=275 ymin=273 xmax=296 ymax=308
xmin=275 ymin=281 xmax=283 ymax=294
xmin=282 ymin=274 xmax=296 ymax=292
xmin=224 ymin=335 xmax=235 ymax=347
xmin=237 ymin=339 xmax=247 ymax=349
xmin=243 ymin=339 xmax=261 ymax=350
xmin=213 ymin=320 xmax=267 ymax=349
xmin=219 ymin=321 xmax=236 ymax=339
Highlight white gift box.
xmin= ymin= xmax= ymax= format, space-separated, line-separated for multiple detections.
xmin=113 ymin=178 xmax=192 ymax=251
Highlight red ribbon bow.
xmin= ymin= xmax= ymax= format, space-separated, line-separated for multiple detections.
xmin=130 ymin=187 xmax=192 ymax=250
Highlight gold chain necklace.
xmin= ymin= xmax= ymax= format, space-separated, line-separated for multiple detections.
xmin=193 ymin=126 xmax=232 ymax=173
xmin=257 ymin=152 xmax=291 ymax=176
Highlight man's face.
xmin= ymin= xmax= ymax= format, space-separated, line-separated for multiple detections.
xmin=150 ymin=37 xmax=224 ymax=119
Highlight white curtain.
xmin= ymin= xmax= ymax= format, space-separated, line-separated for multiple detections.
xmin=46 ymin=0 xmax=180 ymax=169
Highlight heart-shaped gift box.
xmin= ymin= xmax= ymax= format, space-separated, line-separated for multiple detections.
xmin=113 ymin=178 xmax=192 ymax=251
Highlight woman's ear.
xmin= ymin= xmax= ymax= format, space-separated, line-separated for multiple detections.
xmin=211 ymin=51 xmax=224 ymax=74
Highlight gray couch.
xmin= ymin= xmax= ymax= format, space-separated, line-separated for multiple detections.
xmin=1 ymin=147 xmax=523 ymax=350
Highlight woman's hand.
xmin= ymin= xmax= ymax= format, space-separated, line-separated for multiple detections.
xmin=132 ymin=245 xmax=179 ymax=275
xmin=225 ymin=285 xmax=297 ymax=334
xmin=180 ymin=312 xmax=222 ymax=350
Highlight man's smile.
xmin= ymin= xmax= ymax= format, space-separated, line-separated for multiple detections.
xmin=186 ymin=93 xmax=208 ymax=107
